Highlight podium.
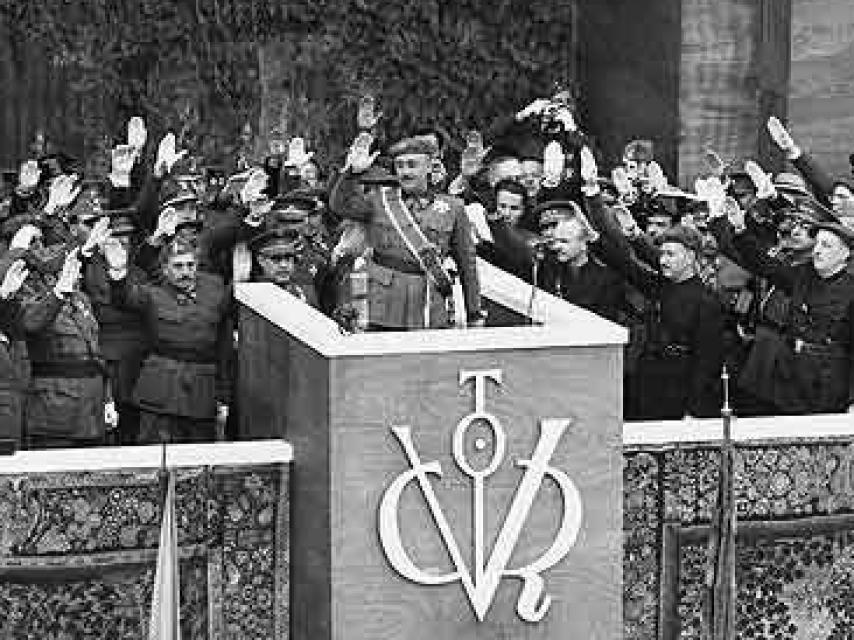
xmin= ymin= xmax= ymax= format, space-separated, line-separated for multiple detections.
xmin=236 ymin=259 xmax=627 ymax=640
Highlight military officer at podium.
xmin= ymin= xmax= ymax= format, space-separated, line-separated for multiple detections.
xmin=329 ymin=131 xmax=483 ymax=330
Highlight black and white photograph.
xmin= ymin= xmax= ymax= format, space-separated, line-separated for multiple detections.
xmin=0 ymin=0 xmax=852 ymax=637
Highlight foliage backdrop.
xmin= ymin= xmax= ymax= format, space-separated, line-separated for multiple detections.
xmin=0 ymin=0 xmax=577 ymax=170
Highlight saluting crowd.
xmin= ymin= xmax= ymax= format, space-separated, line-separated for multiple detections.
xmin=0 ymin=90 xmax=852 ymax=449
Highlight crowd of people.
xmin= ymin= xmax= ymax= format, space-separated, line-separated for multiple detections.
xmin=0 ymin=91 xmax=852 ymax=449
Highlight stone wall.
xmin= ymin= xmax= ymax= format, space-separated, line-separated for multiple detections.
xmin=789 ymin=0 xmax=854 ymax=181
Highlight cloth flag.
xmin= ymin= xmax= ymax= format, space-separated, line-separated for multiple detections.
xmin=148 ymin=468 xmax=181 ymax=640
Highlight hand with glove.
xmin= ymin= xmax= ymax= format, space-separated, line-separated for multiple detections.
xmin=44 ymin=174 xmax=81 ymax=216
xmin=18 ymin=160 xmax=41 ymax=194
xmin=344 ymin=132 xmax=378 ymax=174
xmin=80 ymin=216 xmax=112 ymax=257
xmin=357 ymin=94 xmax=382 ymax=131
xmin=102 ymin=237 xmax=129 ymax=279
xmin=645 ymin=161 xmax=669 ymax=194
xmin=240 ymin=168 xmax=269 ymax=205
xmin=9 ymin=224 xmax=42 ymax=251
xmin=109 ymin=144 xmax=138 ymax=188
xmin=153 ymin=132 xmax=188 ymax=178
xmin=767 ymin=117 xmax=801 ymax=160
xmin=127 ymin=116 xmax=147 ymax=153
xmin=151 ymin=207 xmax=179 ymax=244
xmin=744 ymin=160 xmax=776 ymax=200
xmin=460 ymin=130 xmax=490 ymax=178
xmin=612 ymin=167 xmax=637 ymax=203
xmin=0 ymin=259 xmax=29 ymax=299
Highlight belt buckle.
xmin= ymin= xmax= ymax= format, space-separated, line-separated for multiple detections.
xmin=794 ymin=338 xmax=804 ymax=354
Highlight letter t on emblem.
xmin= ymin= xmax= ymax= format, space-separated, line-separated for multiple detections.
xmin=459 ymin=369 xmax=502 ymax=413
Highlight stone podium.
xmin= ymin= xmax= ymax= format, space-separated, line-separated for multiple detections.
xmin=236 ymin=259 xmax=628 ymax=640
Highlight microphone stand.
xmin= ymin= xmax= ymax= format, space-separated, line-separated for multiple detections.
xmin=527 ymin=247 xmax=546 ymax=326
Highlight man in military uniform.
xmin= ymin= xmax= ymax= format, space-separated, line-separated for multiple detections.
xmin=248 ymin=227 xmax=319 ymax=306
xmin=85 ymin=209 xmax=149 ymax=443
xmin=330 ymin=132 xmax=483 ymax=330
xmin=103 ymin=235 xmax=233 ymax=443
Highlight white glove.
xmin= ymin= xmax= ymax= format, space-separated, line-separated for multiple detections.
xmin=0 ymin=260 xmax=29 ymax=299
xmin=127 ymin=116 xmax=147 ymax=151
xmin=612 ymin=167 xmax=636 ymax=202
xmin=579 ymin=146 xmax=598 ymax=184
xmin=102 ymin=237 xmax=129 ymax=277
xmin=9 ymin=224 xmax=42 ymax=251
xmin=240 ymin=168 xmax=269 ymax=205
xmin=81 ymin=216 xmax=112 ymax=256
xmin=153 ymin=207 xmax=179 ymax=241
xmin=18 ymin=160 xmax=41 ymax=193
xmin=646 ymin=161 xmax=669 ymax=194
xmin=44 ymin=174 xmax=81 ymax=215
xmin=767 ymin=117 xmax=801 ymax=160
xmin=109 ymin=144 xmax=137 ymax=188
xmin=344 ymin=132 xmax=378 ymax=174
xmin=744 ymin=160 xmax=776 ymax=200
xmin=553 ymin=107 xmax=578 ymax=132
xmin=154 ymin=132 xmax=188 ymax=178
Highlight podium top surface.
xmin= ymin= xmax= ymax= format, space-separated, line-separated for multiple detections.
xmin=236 ymin=259 xmax=628 ymax=358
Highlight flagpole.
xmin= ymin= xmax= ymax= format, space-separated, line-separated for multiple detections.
xmin=703 ymin=365 xmax=737 ymax=640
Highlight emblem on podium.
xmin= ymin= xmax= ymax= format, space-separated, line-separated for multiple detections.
xmin=378 ymin=369 xmax=583 ymax=623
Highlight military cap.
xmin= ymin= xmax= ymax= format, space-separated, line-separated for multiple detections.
xmin=249 ymin=227 xmax=304 ymax=256
xmin=623 ymin=139 xmax=654 ymax=163
xmin=357 ymin=165 xmax=400 ymax=186
xmin=534 ymin=199 xmax=598 ymax=239
xmin=809 ymin=221 xmax=854 ymax=247
xmin=658 ymin=224 xmax=704 ymax=254
xmin=160 ymin=177 xmax=199 ymax=210
xmin=388 ymin=134 xmax=440 ymax=158
xmin=773 ymin=172 xmax=812 ymax=199
xmin=276 ymin=189 xmax=320 ymax=213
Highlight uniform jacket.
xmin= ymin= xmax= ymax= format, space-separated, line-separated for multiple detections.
xmin=330 ymin=171 xmax=480 ymax=329
xmin=111 ymin=271 xmax=233 ymax=419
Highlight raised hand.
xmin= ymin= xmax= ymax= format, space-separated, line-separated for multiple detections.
xmin=244 ymin=197 xmax=272 ymax=227
xmin=357 ymin=94 xmax=382 ymax=131
xmin=127 ymin=116 xmax=147 ymax=151
xmin=0 ymin=259 xmax=29 ymax=299
xmin=646 ymin=161 xmax=669 ymax=194
xmin=154 ymin=132 xmax=188 ymax=178
xmin=744 ymin=160 xmax=776 ymax=200
xmin=81 ymin=216 xmax=111 ymax=255
xmin=18 ymin=160 xmax=41 ymax=192
xmin=460 ymin=130 xmax=490 ymax=178
xmin=54 ymin=248 xmax=83 ymax=296
xmin=101 ymin=237 xmax=129 ymax=274
xmin=45 ymin=174 xmax=81 ymax=215
xmin=153 ymin=206 xmax=179 ymax=241
xmin=9 ymin=224 xmax=42 ymax=250
xmin=345 ymin=132 xmax=378 ymax=174
xmin=579 ymin=146 xmax=598 ymax=184
xmin=109 ymin=144 xmax=137 ymax=188
xmin=767 ymin=117 xmax=800 ymax=159
xmin=240 ymin=168 xmax=269 ymax=205
xmin=611 ymin=167 xmax=636 ymax=203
